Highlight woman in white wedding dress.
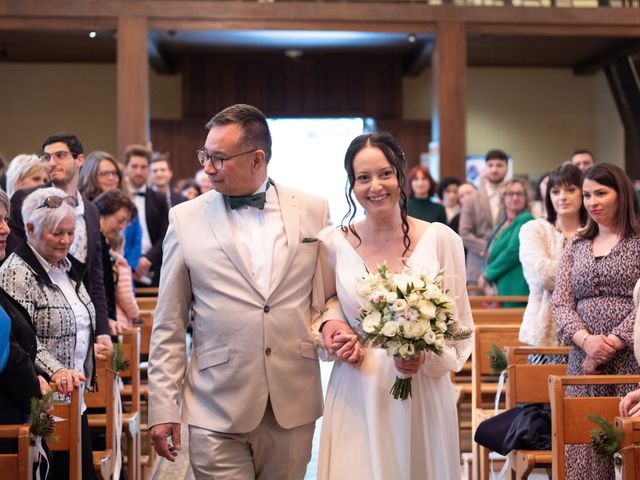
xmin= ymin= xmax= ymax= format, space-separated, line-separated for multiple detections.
xmin=316 ymin=132 xmax=473 ymax=480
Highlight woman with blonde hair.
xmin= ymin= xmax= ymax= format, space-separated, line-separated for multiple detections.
xmin=5 ymin=154 xmax=48 ymax=198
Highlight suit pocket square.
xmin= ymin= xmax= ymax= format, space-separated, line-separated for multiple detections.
xmin=301 ymin=237 xmax=319 ymax=243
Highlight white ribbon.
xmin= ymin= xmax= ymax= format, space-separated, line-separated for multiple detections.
xmin=494 ymin=368 xmax=507 ymax=414
xmin=30 ymin=435 xmax=50 ymax=480
xmin=113 ymin=375 xmax=123 ymax=480
xmin=489 ymin=368 xmax=509 ymax=480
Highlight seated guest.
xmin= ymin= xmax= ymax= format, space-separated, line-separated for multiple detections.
xmin=110 ymin=234 xmax=139 ymax=331
xmin=5 ymin=154 xmax=48 ymax=199
xmin=0 ymin=187 xmax=106 ymax=479
xmin=519 ymin=164 xmax=586 ymax=362
xmin=93 ymin=190 xmax=137 ymax=335
xmin=437 ymin=176 xmax=462 ymax=226
xmin=407 ymin=165 xmax=447 ymax=223
xmin=478 ymin=179 xmax=534 ymax=306
xmin=178 ymin=179 xmax=201 ymax=201
xmin=0 ymin=188 xmax=51 ymax=457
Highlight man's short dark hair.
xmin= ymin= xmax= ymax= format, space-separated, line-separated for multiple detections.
xmin=124 ymin=144 xmax=152 ymax=166
xmin=42 ymin=133 xmax=83 ymax=156
xmin=205 ymin=104 xmax=272 ymax=163
xmin=150 ymin=151 xmax=171 ymax=168
xmin=570 ymin=148 xmax=595 ymax=162
xmin=485 ymin=149 xmax=509 ymax=163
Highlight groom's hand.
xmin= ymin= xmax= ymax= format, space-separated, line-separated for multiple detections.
xmin=151 ymin=422 xmax=181 ymax=461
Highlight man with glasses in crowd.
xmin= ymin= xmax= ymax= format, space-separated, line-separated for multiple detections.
xmin=7 ymin=132 xmax=112 ymax=356
xmin=148 ymin=104 xmax=333 ymax=479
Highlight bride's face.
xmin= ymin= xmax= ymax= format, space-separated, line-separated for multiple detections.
xmin=352 ymin=146 xmax=400 ymax=217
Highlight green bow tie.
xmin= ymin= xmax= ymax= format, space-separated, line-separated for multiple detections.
xmin=227 ymin=191 xmax=267 ymax=210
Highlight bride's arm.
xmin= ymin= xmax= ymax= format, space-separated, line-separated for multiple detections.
xmin=423 ymin=226 xmax=474 ymax=378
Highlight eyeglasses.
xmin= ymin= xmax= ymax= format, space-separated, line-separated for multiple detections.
xmin=196 ymin=148 xmax=258 ymax=170
xmin=39 ymin=150 xmax=77 ymax=162
xmin=97 ymin=170 xmax=119 ymax=178
xmin=36 ymin=195 xmax=79 ymax=210
xmin=505 ymin=191 xmax=526 ymax=198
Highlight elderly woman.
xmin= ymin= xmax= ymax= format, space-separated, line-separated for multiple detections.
xmin=5 ymin=153 xmax=48 ymax=198
xmin=0 ymin=187 xmax=103 ymax=479
xmin=93 ymin=190 xmax=138 ymax=335
xmin=478 ymin=179 xmax=534 ymax=306
xmin=0 ymin=188 xmax=51 ymax=460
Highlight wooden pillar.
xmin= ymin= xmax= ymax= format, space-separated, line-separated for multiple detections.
xmin=117 ymin=16 xmax=149 ymax=160
xmin=432 ymin=22 xmax=466 ymax=180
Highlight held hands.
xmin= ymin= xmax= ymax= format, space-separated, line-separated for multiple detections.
xmin=51 ymin=368 xmax=86 ymax=395
xmin=620 ymin=388 xmax=640 ymax=417
xmin=134 ymin=257 xmax=152 ymax=282
xmin=150 ymin=422 xmax=181 ymax=462
xmin=394 ymin=351 xmax=426 ymax=375
xmin=37 ymin=375 xmax=52 ymax=396
xmin=321 ymin=320 xmax=364 ymax=366
xmin=109 ymin=319 xmax=125 ymax=336
xmin=95 ymin=335 xmax=114 ymax=361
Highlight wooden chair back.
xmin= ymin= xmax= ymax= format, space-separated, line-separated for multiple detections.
xmin=120 ymin=328 xmax=141 ymax=414
xmin=505 ymin=346 xmax=569 ymax=408
xmin=549 ymin=374 xmax=640 ymax=480
xmin=472 ymin=308 xmax=525 ymax=327
xmin=138 ymin=309 xmax=154 ymax=357
xmin=0 ymin=424 xmax=32 ymax=480
xmin=135 ymin=297 xmax=157 ymax=311
xmin=468 ymin=296 xmax=529 ymax=309
xmin=134 ymin=287 xmax=158 ymax=297
xmin=615 ymin=444 xmax=640 ymax=480
xmin=48 ymin=385 xmax=82 ymax=480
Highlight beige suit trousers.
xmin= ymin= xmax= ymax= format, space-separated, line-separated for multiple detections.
xmin=188 ymin=400 xmax=315 ymax=480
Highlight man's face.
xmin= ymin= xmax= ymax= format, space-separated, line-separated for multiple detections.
xmin=150 ymin=160 xmax=172 ymax=189
xmin=202 ymin=124 xmax=261 ymax=196
xmin=485 ymin=159 xmax=508 ymax=185
xmin=43 ymin=142 xmax=83 ymax=188
xmin=125 ymin=155 xmax=149 ymax=189
xmin=571 ymin=153 xmax=594 ymax=173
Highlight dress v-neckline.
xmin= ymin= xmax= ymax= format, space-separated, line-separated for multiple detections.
xmin=336 ymin=224 xmax=433 ymax=275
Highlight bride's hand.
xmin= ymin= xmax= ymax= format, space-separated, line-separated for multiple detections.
xmin=394 ymin=351 xmax=426 ymax=375
xmin=321 ymin=320 xmax=354 ymax=353
xmin=334 ymin=334 xmax=364 ymax=366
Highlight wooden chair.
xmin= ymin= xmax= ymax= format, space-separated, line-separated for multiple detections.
xmin=468 ymin=296 xmax=529 ymax=309
xmin=48 ymin=385 xmax=83 ymax=480
xmin=471 ymin=308 xmax=525 ymax=327
xmin=135 ymin=297 xmax=157 ymax=312
xmin=615 ymin=416 xmax=640 ymax=480
xmin=86 ymin=354 xmax=116 ymax=480
xmin=137 ymin=309 xmax=154 ymax=358
xmin=120 ymin=328 xmax=141 ymax=480
xmin=134 ymin=287 xmax=159 ymax=297
xmin=0 ymin=424 xmax=32 ymax=480
xmin=504 ymin=346 xmax=569 ymax=479
xmin=471 ymin=324 xmax=523 ymax=480
xmin=549 ymin=374 xmax=640 ymax=480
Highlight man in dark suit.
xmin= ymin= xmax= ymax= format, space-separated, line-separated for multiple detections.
xmin=6 ymin=132 xmax=112 ymax=352
xmin=123 ymin=144 xmax=168 ymax=287
xmin=149 ymin=153 xmax=186 ymax=208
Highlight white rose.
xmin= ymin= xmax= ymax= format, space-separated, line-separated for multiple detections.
xmin=404 ymin=321 xmax=422 ymax=339
xmin=419 ymin=300 xmax=437 ymax=319
xmin=424 ymin=330 xmax=436 ymax=345
xmin=425 ymin=283 xmax=441 ymax=298
xmin=398 ymin=343 xmax=415 ymax=359
xmin=435 ymin=334 xmax=444 ymax=348
xmin=406 ymin=292 xmax=421 ymax=306
xmin=385 ymin=291 xmax=398 ymax=303
xmin=381 ymin=321 xmax=399 ymax=337
xmin=362 ymin=311 xmax=381 ymax=333
xmin=410 ymin=276 xmax=425 ymax=290
xmin=436 ymin=320 xmax=447 ymax=333
xmin=393 ymin=299 xmax=408 ymax=313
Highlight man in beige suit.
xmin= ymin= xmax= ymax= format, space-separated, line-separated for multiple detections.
xmin=458 ymin=149 xmax=508 ymax=286
xmin=148 ymin=104 xmax=331 ymax=479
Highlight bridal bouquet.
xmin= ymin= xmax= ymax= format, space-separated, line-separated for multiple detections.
xmin=357 ymin=263 xmax=471 ymax=400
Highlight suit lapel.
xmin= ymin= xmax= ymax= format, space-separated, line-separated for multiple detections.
xmin=267 ymin=183 xmax=299 ymax=298
xmin=204 ymin=192 xmax=264 ymax=298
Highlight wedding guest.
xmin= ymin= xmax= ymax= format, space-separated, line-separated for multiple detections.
xmin=93 ymin=190 xmax=137 ymax=336
xmin=0 ymin=188 xmax=51 ymax=453
xmin=77 ymin=151 xmax=125 ymax=201
xmin=459 ymin=149 xmax=509 ymax=286
xmin=531 ymin=172 xmax=549 ymax=219
xmin=519 ymin=164 xmax=586 ymax=363
xmin=150 ymin=153 xmax=185 ymax=208
xmin=179 ymin=180 xmax=201 ymax=201
xmin=619 ymin=280 xmax=640 ymax=416
xmin=5 ymin=154 xmax=48 ymax=198
xmin=478 ymin=179 xmax=534 ymax=306
xmin=0 ymin=187 xmax=108 ymax=479
xmin=110 ymin=234 xmax=139 ymax=330
xmin=437 ymin=176 xmax=462 ymax=225
xmin=449 ymin=182 xmax=477 ymax=233
xmin=553 ymin=163 xmax=640 ymax=480
xmin=570 ymin=148 xmax=595 ymax=173
xmin=407 ymin=165 xmax=447 ymax=223
xmin=317 ymin=132 xmax=473 ymax=479
xmin=194 ymin=168 xmax=213 ymax=193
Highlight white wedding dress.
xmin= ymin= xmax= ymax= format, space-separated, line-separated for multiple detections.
xmin=317 ymin=223 xmax=473 ymax=480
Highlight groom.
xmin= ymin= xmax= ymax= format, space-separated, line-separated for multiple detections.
xmin=148 ymin=104 xmax=332 ymax=479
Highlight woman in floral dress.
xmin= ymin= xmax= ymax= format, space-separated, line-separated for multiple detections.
xmin=552 ymin=163 xmax=640 ymax=480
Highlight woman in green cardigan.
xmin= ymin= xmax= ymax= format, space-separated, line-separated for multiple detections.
xmin=479 ymin=179 xmax=534 ymax=307
xmin=407 ymin=165 xmax=447 ymax=223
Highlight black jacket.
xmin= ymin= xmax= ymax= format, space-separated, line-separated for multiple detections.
xmin=139 ymin=188 xmax=169 ymax=286
xmin=7 ymin=185 xmax=109 ymax=336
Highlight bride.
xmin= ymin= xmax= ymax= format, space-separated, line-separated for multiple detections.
xmin=316 ymin=132 xmax=473 ymax=479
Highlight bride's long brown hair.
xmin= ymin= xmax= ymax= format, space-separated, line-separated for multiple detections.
xmin=341 ymin=131 xmax=411 ymax=256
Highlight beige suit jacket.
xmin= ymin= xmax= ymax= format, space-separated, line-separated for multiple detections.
xmin=148 ymin=182 xmax=330 ymax=433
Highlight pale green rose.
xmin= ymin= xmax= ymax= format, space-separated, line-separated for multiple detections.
xmin=398 ymin=343 xmax=415 ymax=359
xmin=362 ymin=311 xmax=381 ymax=333
xmin=424 ymin=330 xmax=437 ymax=345
xmin=419 ymin=300 xmax=437 ymax=319
xmin=435 ymin=334 xmax=445 ymax=348
xmin=381 ymin=321 xmax=399 ymax=337
xmin=404 ymin=321 xmax=423 ymax=339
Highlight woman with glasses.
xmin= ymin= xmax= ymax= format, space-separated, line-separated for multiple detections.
xmin=478 ymin=179 xmax=534 ymax=306
xmin=0 ymin=187 xmax=102 ymax=480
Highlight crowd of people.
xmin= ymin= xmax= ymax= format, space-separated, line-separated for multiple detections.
xmin=0 ymin=102 xmax=640 ymax=480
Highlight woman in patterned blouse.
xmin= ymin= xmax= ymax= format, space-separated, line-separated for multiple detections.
xmin=552 ymin=163 xmax=640 ymax=480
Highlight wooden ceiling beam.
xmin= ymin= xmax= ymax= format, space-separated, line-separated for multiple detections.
xmin=403 ymin=40 xmax=435 ymax=77
xmin=574 ymin=39 xmax=640 ymax=75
